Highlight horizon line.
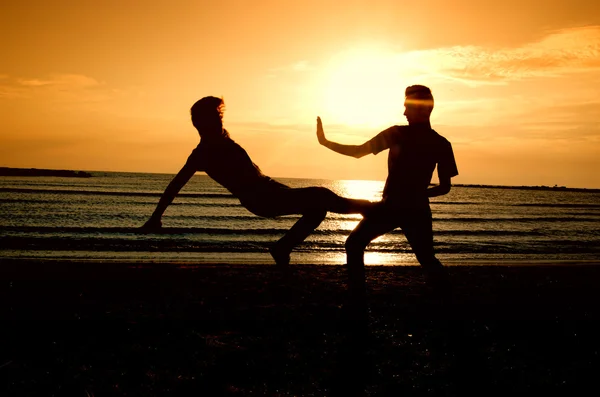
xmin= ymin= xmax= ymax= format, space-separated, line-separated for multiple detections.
xmin=1 ymin=166 xmax=599 ymax=192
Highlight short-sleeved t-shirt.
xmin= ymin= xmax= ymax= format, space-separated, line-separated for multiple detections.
xmin=367 ymin=125 xmax=458 ymax=206
xmin=185 ymin=133 xmax=275 ymax=197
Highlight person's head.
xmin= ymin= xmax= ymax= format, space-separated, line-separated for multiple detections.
xmin=190 ymin=96 xmax=225 ymax=138
xmin=403 ymin=85 xmax=434 ymax=125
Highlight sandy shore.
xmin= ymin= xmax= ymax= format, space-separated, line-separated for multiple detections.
xmin=1 ymin=259 xmax=600 ymax=395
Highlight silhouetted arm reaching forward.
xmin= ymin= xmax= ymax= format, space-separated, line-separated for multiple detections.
xmin=316 ymin=117 xmax=372 ymax=158
xmin=141 ymin=161 xmax=197 ymax=229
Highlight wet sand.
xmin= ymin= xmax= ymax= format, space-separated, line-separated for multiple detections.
xmin=1 ymin=259 xmax=600 ymax=395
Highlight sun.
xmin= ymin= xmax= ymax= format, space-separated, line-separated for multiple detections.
xmin=320 ymin=46 xmax=419 ymax=127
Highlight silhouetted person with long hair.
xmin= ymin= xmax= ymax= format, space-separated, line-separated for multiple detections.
xmin=317 ymin=85 xmax=459 ymax=298
xmin=142 ymin=96 xmax=373 ymax=265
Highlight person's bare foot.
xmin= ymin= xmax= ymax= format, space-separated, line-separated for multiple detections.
xmin=269 ymin=244 xmax=291 ymax=268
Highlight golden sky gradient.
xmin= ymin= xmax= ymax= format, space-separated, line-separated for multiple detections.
xmin=1 ymin=0 xmax=600 ymax=187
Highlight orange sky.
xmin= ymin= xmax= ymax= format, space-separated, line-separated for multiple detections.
xmin=1 ymin=0 xmax=600 ymax=188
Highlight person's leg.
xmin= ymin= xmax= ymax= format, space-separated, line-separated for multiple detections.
xmin=400 ymin=207 xmax=451 ymax=294
xmin=269 ymin=186 xmax=373 ymax=265
xmin=345 ymin=211 xmax=399 ymax=297
xmin=277 ymin=186 xmax=371 ymax=215
xmin=270 ymin=208 xmax=327 ymax=266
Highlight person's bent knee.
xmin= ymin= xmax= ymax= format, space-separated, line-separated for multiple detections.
xmin=345 ymin=234 xmax=368 ymax=255
xmin=304 ymin=209 xmax=327 ymax=223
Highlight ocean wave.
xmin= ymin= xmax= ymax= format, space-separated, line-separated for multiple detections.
xmin=4 ymin=188 xmax=599 ymax=211
xmin=514 ymin=203 xmax=600 ymax=208
xmin=1 ymin=235 xmax=598 ymax=255
xmin=118 ymin=215 xmax=600 ymax=223
xmin=0 ymin=198 xmax=242 ymax=207
xmin=0 ymin=226 xmax=560 ymax=237
xmin=0 ymin=187 xmax=235 ymax=199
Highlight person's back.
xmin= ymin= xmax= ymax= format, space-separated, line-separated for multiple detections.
xmin=186 ymin=133 xmax=274 ymax=198
xmin=375 ymin=125 xmax=455 ymax=207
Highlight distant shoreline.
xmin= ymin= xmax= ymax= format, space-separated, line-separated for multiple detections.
xmin=452 ymin=183 xmax=600 ymax=193
xmin=0 ymin=167 xmax=92 ymax=178
xmin=1 ymin=167 xmax=598 ymax=192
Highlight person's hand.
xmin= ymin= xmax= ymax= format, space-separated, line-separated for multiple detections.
xmin=140 ymin=217 xmax=162 ymax=231
xmin=316 ymin=116 xmax=328 ymax=146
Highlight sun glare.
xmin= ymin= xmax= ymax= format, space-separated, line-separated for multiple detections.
xmin=321 ymin=47 xmax=420 ymax=127
xmin=333 ymin=179 xmax=384 ymax=201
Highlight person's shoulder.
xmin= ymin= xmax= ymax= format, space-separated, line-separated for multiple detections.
xmin=190 ymin=142 xmax=202 ymax=153
xmin=185 ymin=143 xmax=204 ymax=167
xmin=430 ymin=129 xmax=452 ymax=145
xmin=376 ymin=125 xmax=407 ymax=143
xmin=381 ymin=125 xmax=407 ymax=136
xmin=190 ymin=141 xmax=204 ymax=154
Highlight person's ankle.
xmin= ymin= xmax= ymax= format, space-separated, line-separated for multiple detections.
xmin=269 ymin=244 xmax=291 ymax=267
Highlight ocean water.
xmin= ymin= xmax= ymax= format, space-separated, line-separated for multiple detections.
xmin=1 ymin=172 xmax=599 ymax=265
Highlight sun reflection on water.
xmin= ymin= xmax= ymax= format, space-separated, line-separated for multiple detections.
xmin=316 ymin=251 xmax=417 ymax=266
xmin=318 ymin=179 xmax=419 ymax=266
xmin=330 ymin=179 xmax=384 ymax=201
xmin=363 ymin=252 xmax=416 ymax=265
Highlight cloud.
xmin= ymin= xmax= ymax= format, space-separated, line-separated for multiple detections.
xmin=517 ymin=100 xmax=600 ymax=138
xmin=291 ymin=61 xmax=311 ymax=72
xmin=227 ymin=120 xmax=377 ymax=146
xmin=266 ymin=60 xmax=313 ymax=77
xmin=17 ymin=74 xmax=102 ymax=88
xmin=406 ymin=26 xmax=600 ymax=85
xmin=0 ymin=73 xmax=112 ymax=102
xmin=437 ymin=98 xmax=600 ymax=148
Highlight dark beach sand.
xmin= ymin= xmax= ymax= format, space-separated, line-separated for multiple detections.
xmin=1 ymin=259 xmax=600 ymax=396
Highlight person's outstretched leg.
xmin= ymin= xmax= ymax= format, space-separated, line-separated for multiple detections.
xmin=270 ymin=209 xmax=327 ymax=266
xmin=269 ymin=186 xmax=374 ymax=266
xmin=279 ymin=186 xmax=373 ymax=215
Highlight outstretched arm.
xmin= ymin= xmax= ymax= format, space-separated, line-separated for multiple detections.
xmin=317 ymin=117 xmax=372 ymax=158
xmin=427 ymin=175 xmax=452 ymax=198
xmin=141 ymin=161 xmax=197 ymax=229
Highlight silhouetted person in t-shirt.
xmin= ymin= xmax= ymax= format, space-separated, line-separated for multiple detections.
xmin=142 ymin=96 xmax=373 ymax=266
xmin=317 ymin=85 xmax=459 ymax=297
